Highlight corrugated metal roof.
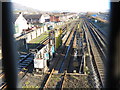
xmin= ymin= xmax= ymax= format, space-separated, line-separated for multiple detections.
xmin=23 ymin=14 xmax=42 ymax=19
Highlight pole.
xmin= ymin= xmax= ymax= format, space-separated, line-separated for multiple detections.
xmin=25 ymin=31 xmax=28 ymax=50
xmin=2 ymin=2 xmax=18 ymax=88
xmin=49 ymin=31 xmax=51 ymax=61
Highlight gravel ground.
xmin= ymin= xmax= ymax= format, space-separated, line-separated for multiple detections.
xmin=18 ymin=73 xmax=46 ymax=88
xmin=46 ymin=74 xmax=63 ymax=88
xmin=18 ymin=72 xmax=94 ymax=89
xmin=18 ymin=63 xmax=45 ymax=88
xmin=63 ymin=75 xmax=94 ymax=88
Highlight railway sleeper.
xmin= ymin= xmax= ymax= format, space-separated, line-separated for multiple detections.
xmin=97 ymin=68 xmax=104 ymax=73
xmin=21 ymin=62 xmax=31 ymax=64
xmin=96 ymin=64 xmax=104 ymax=69
xmin=100 ymin=75 xmax=105 ymax=79
xmin=98 ymin=70 xmax=104 ymax=74
xmin=19 ymin=66 xmax=26 ymax=68
xmin=24 ymin=59 xmax=33 ymax=62
xmin=97 ymin=63 xmax=104 ymax=67
xmin=19 ymin=63 xmax=29 ymax=66
xmin=91 ymin=51 xmax=100 ymax=57
xmin=95 ymin=59 xmax=103 ymax=64
xmin=95 ymin=61 xmax=104 ymax=67
xmin=96 ymin=62 xmax=104 ymax=65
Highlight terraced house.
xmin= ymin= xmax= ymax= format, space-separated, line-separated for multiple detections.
xmin=13 ymin=12 xmax=29 ymax=37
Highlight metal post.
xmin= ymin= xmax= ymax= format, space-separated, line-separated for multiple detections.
xmin=83 ymin=55 xmax=86 ymax=74
xmin=25 ymin=31 xmax=28 ymax=50
xmin=48 ymin=31 xmax=51 ymax=61
xmin=2 ymin=2 xmax=18 ymax=88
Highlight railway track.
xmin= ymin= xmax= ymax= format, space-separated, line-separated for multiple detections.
xmin=84 ymin=19 xmax=107 ymax=64
xmin=18 ymin=21 xmax=73 ymax=78
xmin=62 ymin=21 xmax=77 ymax=45
xmin=77 ymin=22 xmax=85 ymax=74
xmin=0 ymin=38 xmax=50 ymax=89
xmin=0 ymin=73 xmax=4 ymax=78
xmin=82 ymin=18 xmax=106 ymax=87
xmin=59 ymin=25 xmax=77 ymax=73
xmin=0 ymin=20 xmax=77 ymax=89
xmin=17 ymin=19 xmax=104 ymax=88
xmin=87 ymin=18 xmax=108 ymax=39
xmin=40 ymin=21 xmax=79 ymax=89
xmin=85 ymin=20 xmax=107 ymax=64
xmin=0 ymin=82 xmax=7 ymax=89
xmin=0 ymin=72 xmax=6 ymax=89
xmin=88 ymin=19 xmax=107 ymax=41
xmin=1 ymin=19 xmax=104 ymax=89
xmin=18 ymin=20 xmax=76 ymax=85
xmin=70 ymin=21 xmax=88 ymax=74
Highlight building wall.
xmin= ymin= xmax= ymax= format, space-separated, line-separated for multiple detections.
xmin=39 ymin=15 xmax=45 ymax=23
xmin=50 ymin=16 xmax=60 ymax=22
xmin=39 ymin=14 xmax=50 ymax=23
xmin=36 ymin=28 xmax=41 ymax=37
xmin=60 ymin=16 xmax=66 ymax=22
xmin=50 ymin=16 xmax=55 ymax=22
xmin=56 ymin=17 xmax=60 ymax=22
xmin=15 ymin=13 xmax=28 ymax=37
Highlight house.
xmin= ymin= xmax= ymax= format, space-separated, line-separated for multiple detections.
xmin=24 ymin=14 xmax=50 ymax=24
xmin=13 ymin=12 xmax=29 ymax=37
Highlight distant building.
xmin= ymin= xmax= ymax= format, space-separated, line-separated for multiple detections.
xmin=13 ymin=12 xmax=29 ymax=37
xmin=50 ymin=13 xmax=77 ymax=22
xmin=50 ymin=15 xmax=60 ymax=22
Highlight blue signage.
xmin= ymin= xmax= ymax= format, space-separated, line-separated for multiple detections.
xmin=51 ymin=46 xmax=55 ymax=53
xmin=44 ymin=53 xmax=49 ymax=60
xmin=91 ymin=14 xmax=97 ymax=17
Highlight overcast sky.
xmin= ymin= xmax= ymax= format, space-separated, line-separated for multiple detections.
xmin=11 ymin=0 xmax=110 ymax=12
